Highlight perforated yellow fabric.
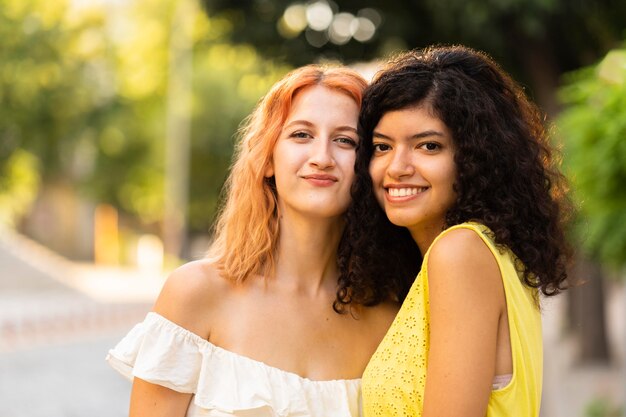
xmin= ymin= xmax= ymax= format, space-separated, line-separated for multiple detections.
xmin=361 ymin=222 xmax=543 ymax=417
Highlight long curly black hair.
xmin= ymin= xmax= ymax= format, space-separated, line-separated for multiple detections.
xmin=335 ymin=45 xmax=572 ymax=313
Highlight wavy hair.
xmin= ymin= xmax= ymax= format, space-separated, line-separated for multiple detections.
xmin=337 ymin=45 xmax=572 ymax=309
xmin=207 ymin=65 xmax=367 ymax=285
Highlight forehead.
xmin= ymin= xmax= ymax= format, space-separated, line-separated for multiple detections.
xmin=286 ymin=86 xmax=358 ymax=121
xmin=376 ymin=105 xmax=446 ymax=130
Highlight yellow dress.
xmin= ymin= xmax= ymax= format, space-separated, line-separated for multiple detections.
xmin=361 ymin=222 xmax=543 ymax=417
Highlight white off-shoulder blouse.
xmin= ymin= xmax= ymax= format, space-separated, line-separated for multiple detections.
xmin=106 ymin=312 xmax=361 ymax=417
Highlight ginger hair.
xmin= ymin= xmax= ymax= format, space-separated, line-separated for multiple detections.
xmin=207 ymin=65 xmax=367 ymax=283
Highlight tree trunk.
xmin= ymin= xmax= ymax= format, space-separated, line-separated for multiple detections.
xmin=163 ymin=0 xmax=196 ymax=260
xmin=567 ymin=255 xmax=611 ymax=363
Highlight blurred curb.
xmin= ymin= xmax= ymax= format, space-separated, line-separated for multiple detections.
xmin=0 ymin=226 xmax=167 ymax=353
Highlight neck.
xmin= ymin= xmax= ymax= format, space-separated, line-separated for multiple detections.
xmin=409 ymin=221 xmax=446 ymax=255
xmin=273 ymin=211 xmax=344 ymax=297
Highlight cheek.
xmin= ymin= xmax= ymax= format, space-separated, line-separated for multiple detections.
xmin=336 ymin=151 xmax=356 ymax=180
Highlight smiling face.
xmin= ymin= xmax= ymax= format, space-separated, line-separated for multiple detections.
xmin=369 ymin=105 xmax=457 ymax=251
xmin=267 ymin=85 xmax=360 ymax=220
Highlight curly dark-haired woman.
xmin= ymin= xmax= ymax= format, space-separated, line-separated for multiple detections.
xmin=339 ymin=45 xmax=572 ymax=417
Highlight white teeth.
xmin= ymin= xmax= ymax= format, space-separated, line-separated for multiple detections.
xmin=388 ymin=187 xmax=424 ymax=197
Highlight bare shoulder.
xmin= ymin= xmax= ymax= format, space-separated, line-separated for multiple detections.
xmin=157 ymin=259 xmax=229 ymax=302
xmin=428 ymin=228 xmax=498 ymax=278
xmin=427 ymin=227 xmax=503 ymax=307
xmin=152 ymin=259 xmax=233 ymax=338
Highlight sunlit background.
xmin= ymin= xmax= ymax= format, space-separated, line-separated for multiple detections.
xmin=0 ymin=0 xmax=625 ymax=416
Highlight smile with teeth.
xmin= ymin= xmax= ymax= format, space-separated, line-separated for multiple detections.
xmin=387 ymin=187 xmax=427 ymax=197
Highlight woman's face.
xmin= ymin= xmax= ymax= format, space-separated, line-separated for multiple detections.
xmin=267 ymin=85 xmax=359 ymax=220
xmin=369 ymin=106 xmax=456 ymax=244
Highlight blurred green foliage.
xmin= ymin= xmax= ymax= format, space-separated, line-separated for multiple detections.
xmin=0 ymin=149 xmax=40 ymax=225
xmin=584 ymin=397 xmax=623 ymax=417
xmin=0 ymin=0 xmax=290 ymax=233
xmin=0 ymin=0 xmax=116 ymax=225
xmin=5 ymin=0 xmax=625 ymax=252
xmin=558 ymin=45 xmax=626 ymax=268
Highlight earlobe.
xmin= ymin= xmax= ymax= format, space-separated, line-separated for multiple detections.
xmin=264 ymin=161 xmax=274 ymax=178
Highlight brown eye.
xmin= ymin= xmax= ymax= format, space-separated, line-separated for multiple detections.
xmin=421 ymin=142 xmax=440 ymax=151
xmin=373 ymin=143 xmax=391 ymax=152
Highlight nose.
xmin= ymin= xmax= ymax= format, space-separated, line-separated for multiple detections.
xmin=387 ymin=147 xmax=414 ymax=179
xmin=309 ymin=137 xmax=335 ymax=169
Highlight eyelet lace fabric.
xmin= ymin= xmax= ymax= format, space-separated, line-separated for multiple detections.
xmin=361 ymin=222 xmax=543 ymax=417
xmin=361 ymin=265 xmax=429 ymax=417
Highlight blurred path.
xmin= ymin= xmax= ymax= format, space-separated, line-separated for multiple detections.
xmin=541 ymin=283 xmax=624 ymax=417
xmin=0 ymin=226 xmax=164 ymax=352
xmin=0 ymin=227 xmax=163 ymax=415
xmin=0 ymin=333 xmax=131 ymax=417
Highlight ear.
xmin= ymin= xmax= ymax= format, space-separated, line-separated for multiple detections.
xmin=264 ymin=160 xmax=274 ymax=178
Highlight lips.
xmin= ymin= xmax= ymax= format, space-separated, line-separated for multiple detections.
xmin=302 ymin=173 xmax=338 ymax=186
xmin=303 ymin=174 xmax=338 ymax=182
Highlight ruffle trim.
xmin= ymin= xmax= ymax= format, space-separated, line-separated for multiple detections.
xmin=106 ymin=312 xmax=361 ymax=417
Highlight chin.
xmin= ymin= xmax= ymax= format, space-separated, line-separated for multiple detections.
xmin=304 ymin=205 xmax=349 ymax=219
xmin=384 ymin=211 xmax=419 ymax=229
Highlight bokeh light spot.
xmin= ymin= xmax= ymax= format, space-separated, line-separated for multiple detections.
xmin=306 ymin=1 xmax=333 ymax=31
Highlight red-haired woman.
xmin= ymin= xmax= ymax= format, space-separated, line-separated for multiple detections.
xmin=107 ymin=65 xmax=408 ymax=417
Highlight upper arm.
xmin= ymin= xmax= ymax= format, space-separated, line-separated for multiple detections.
xmin=130 ymin=377 xmax=193 ymax=417
xmin=422 ymin=229 xmax=505 ymax=417
xmin=128 ymin=260 xmax=225 ymax=417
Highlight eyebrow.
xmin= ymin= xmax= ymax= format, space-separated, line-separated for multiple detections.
xmin=284 ymin=120 xmax=358 ymax=133
xmin=373 ymin=129 xmax=444 ymax=141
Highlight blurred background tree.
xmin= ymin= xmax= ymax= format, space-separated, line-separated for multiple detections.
xmin=559 ymin=47 xmax=626 ymax=268
xmin=201 ymin=0 xmax=626 ymax=114
xmin=0 ymin=0 xmax=289 ymax=261
xmin=557 ymin=46 xmax=626 ymax=363
xmin=3 ymin=0 xmax=624 ymax=261
xmin=0 ymin=0 xmax=117 ymax=225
